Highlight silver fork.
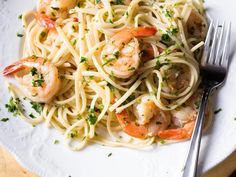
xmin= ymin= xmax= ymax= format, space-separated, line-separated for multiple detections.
xmin=182 ymin=20 xmax=231 ymax=177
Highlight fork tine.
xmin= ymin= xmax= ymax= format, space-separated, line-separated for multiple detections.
xmin=201 ymin=20 xmax=213 ymax=66
xmin=208 ymin=20 xmax=219 ymax=64
xmin=214 ymin=21 xmax=225 ymax=65
xmin=221 ymin=22 xmax=231 ymax=68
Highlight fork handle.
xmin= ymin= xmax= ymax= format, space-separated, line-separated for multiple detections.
xmin=182 ymin=86 xmax=213 ymax=177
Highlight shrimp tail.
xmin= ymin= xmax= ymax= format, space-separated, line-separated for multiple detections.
xmin=130 ymin=27 xmax=157 ymax=38
xmin=157 ymin=121 xmax=195 ymax=140
xmin=35 ymin=13 xmax=56 ymax=29
xmin=3 ymin=57 xmax=46 ymax=76
xmin=116 ymin=110 xmax=148 ymax=139
xmin=2 ymin=62 xmax=24 ymax=76
xmin=112 ymin=27 xmax=157 ymax=46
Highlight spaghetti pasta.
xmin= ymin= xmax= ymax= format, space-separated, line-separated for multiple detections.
xmin=3 ymin=0 xmax=208 ymax=150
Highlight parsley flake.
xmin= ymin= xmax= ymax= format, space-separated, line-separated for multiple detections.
xmin=87 ymin=108 xmax=97 ymax=125
xmin=51 ymin=7 xmax=59 ymax=10
xmin=32 ymin=73 xmax=45 ymax=87
xmin=115 ymin=0 xmax=123 ymax=4
xmin=161 ymin=34 xmax=171 ymax=42
xmin=214 ymin=108 xmax=222 ymax=114
xmin=5 ymin=97 xmax=20 ymax=116
xmin=80 ymin=56 xmax=88 ymax=63
xmin=102 ymin=58 xmax=115 ymax=66
xmin=17 ymin=33 xmax=24 ymax=37
xmin=30 ymin=67 xmax=38 ymax=76
xmin=1 ymin=118 xmax=9 ymax=122
xmin=54 ymin=140 xmax=60 ymax=144
xmin=164 ymin=9 xmax=174 ymax=18
xmin=18 ymin=14 xmax=22 ymax=19
xmin=113 ymin=51 xmax=120 ymax=58
xmin=160 ymin=139 xmax=166 ymax=144
xmin=30 ymin=102 xmax=44 ymax=114
xmin=29 ymin=113 xmax=36 ymax=119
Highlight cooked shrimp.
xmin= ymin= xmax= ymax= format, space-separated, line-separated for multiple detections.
xmin=37 ymin=0 xmax=77 ymax=19
xmin=101 ymin=27 xmax=157 ymax=79
xmin=157 ymin=106 xmax=197 ymax=140
xmin=161 ymin=64 xmax=190 ymax=94
xmin=116 ymin=96 xmax=170 ymax=139
xmin=187 ymin=9 xmax=207 ymax=39
xmin=3 ymin=57 xmax=60 ymax=103
xmin=157 ymin=121 xmax=195 ymax=140
xmin=35 ymin=13 xmax=56 ymax=30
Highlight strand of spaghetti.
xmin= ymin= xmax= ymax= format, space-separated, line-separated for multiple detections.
xmin=191 ymin=41 xmax=204 ymax=52
xmin=56 ymin=26 xmax=80 ymax=65
xmin=44 ymin=105 xmax=57 ymax=127
xmin=115 ymin=95 xmax=145 ymax=113
xmin=109 ymin=79 xmax=142 ymax=112
xmin=64 ymin=119 xmax=89 ymax=150
xmin=91 ymin=55 xmax=128 ymax=91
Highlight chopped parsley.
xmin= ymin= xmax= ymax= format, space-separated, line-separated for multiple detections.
xmin=128 ymin=67 xmax=136 ymax=71
xmin=234 ymin=117 xmax=236 ymax=121
xmin=108 ymin=19 xmax=113 ymax=24
xmin=30 ymin=67 xmax=45 ymax=87
xmin=17 ymin=33 xmax=24 ymax=37
xmin=72 ymin=39 xmax=77 ymax=45
xmin=29 ymin=113 xmax=36 ymax=119
xmin=108 ymin=153 xmax=112 ymax=157
xmin=95 ymin=0 xmax=101 ymax=3
xmin=160 ymin=139 xmax=166 ymax=144
xmin=32 ymin=73 xmax=45 ymax=87
xmin=51 ymin=7 xmax=60 ymax=10
xmin=155 ymin=57 xmax=161 ymax=69
xmin=30 ymin=102 xmax=44 ymax=114
xmin=39 ymin=31 xmax=47 ymax=40
xmin=1 ymin=118 xmax=9 ymax=122
xmin=107 ymin=82 xmax=115 ymax=92
xmin=161 ymin=33 xmax=171 ymax=42
xmin=102 ymin=58 xmax=115 ymax=66
xmin=5 ymin=97 xmax=20 ymax=116
xmin=30 ymin=67 xmax=38 ymax=76
xmin=164 ymin=9 xmax=174 ymax=18
xmin=115 ymin=0 xmax=123 ymax=5
xmin=18 ymin=14 xmax=22 ymax=19
xmin=125 ymin=11 xmax=129 ymax=18
xmin=113 ymin=51 xmax=120 ymax=58
xmin=68 ymin=130 xmax=78 ymax=138
xmin=167 ymin=26 xmax=179 ymax=35
xmin=72 ymin=25 xmax=76 ymax=31
xmin=87 ymin=108 xmax=97 ymax=125
xmin=214 ymin=108 xmax=222 ymax=114
xmin=54 ymin=140 xmax=60 ymax=144
xmin=80 ymin=56 xmax=88 ymax=63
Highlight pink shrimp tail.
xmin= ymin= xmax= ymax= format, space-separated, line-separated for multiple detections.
xmin=157 ymin=121 xmax=195 ymax=140
xmin=116 ymin=110 xmax=148 ymax=139
xmin=112 ymin=27 xmax=157 ymax=46
xmin=3 ymin=61 xmax=25 ymax=76
xmin=2 ymin=57 xmax=45 ymax=76
xmin=130 ymin=27 xmax=157 ymax=38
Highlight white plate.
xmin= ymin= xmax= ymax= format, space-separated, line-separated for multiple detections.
xmin=0 ymin=0 xmax=236 ymax=177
